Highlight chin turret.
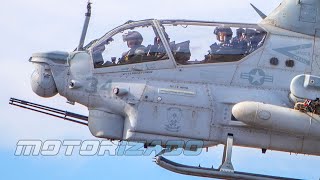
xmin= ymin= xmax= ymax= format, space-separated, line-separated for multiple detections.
xmin=31 ymin=63 xmax=58 ymax=97
xmin=29 ymin=51 xmax=69 ymax=98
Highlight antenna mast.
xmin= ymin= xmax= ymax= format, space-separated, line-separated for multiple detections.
xmin=77 ymin=0 xmax=92 ymax=51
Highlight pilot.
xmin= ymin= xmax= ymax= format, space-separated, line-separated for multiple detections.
xmin=231 ymin=28 xmax=249 ymax=54
xmin=231 ymin=28 xmax=244 ymax=45
xmin=119 ymin=31 xmax=146 ymax=64
xmin=213 ymin=26 xmax=233 ymax=46
xmin=208 ymin=27 xmax=233 ymax=53
xmin=204 ymin=27 xmax=233 ymax=63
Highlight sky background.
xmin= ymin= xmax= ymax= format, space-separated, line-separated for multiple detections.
xmin=0 ymin=0 xmax=319 ymax=179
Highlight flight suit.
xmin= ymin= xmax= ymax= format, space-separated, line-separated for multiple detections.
xmin=119 ymin=45 xmax=146 ymax=64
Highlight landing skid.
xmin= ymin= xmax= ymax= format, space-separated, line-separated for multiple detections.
xmin=155 ymin=135 xmax=301 ymax=180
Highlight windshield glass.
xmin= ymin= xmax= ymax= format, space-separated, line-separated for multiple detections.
xmin=161 ymin=21 xmax=267 ymax=65
xmin=90 ymin=22 xmax=170 ymax=68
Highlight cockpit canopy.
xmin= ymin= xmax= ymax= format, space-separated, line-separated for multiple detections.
xmin=88 ymin=19 xmax=267 ymax=68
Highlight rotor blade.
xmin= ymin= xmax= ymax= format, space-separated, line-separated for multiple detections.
xmin=250 ymin=3 xmax=267 ymax=19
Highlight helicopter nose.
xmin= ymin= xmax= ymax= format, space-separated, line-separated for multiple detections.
xmin=31 ymin=63 xmax=58 ymax=97
xmin=29 ymin=51 xmax=68 ymax=97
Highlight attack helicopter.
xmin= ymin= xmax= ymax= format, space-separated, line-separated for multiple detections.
xmin=10 ymin=0 xmax=320 ymax=179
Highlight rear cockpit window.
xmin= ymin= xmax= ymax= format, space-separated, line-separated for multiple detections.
xmin=161 ymin=22 xmax=267 ymax=65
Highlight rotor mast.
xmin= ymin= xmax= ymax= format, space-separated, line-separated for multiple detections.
xmin=77 ymin=0 xmax=92 ymax=51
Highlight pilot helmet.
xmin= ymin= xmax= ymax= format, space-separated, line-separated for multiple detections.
xmin=236 ymin=28 xmax=245 ymax=37
xmin=214 ymin=27 xmax=233 ymax=42
xmin=123 ymin=31 xmax=143 ymax=46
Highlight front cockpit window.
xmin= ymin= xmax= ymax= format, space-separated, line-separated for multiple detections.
xmin=161 ymin=21 xmax=267 ymax=65
xmin=91 ymin=23 xmax=169 ymax=68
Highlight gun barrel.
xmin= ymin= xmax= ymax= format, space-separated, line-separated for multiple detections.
xmin=9 ymin=98 xmax=88 ymax=126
